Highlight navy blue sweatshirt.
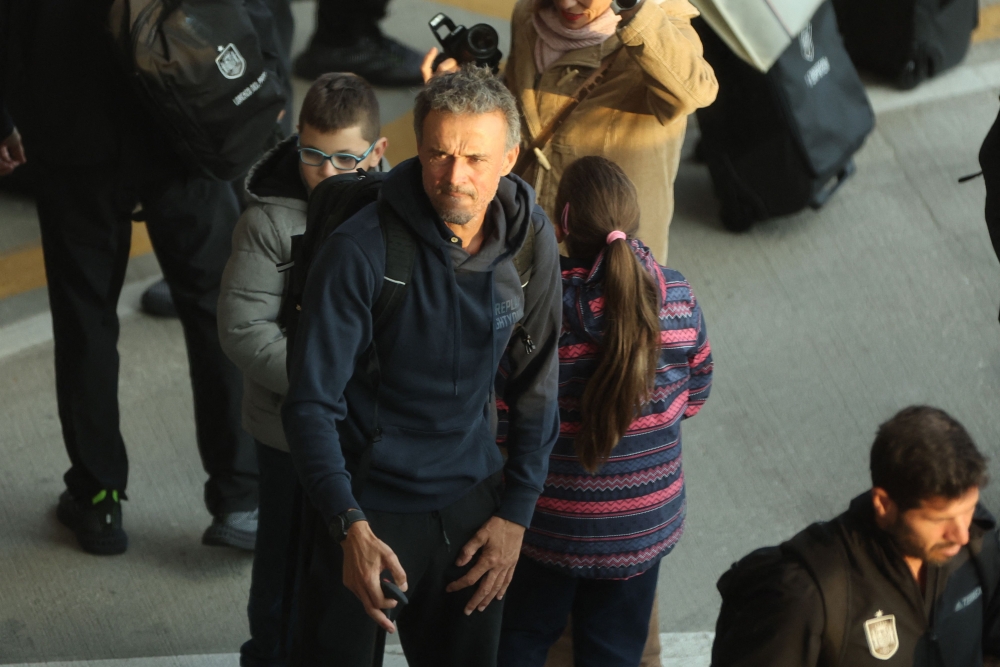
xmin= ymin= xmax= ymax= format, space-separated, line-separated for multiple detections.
xmin=282 ymin=158 xmax=562 ymax=529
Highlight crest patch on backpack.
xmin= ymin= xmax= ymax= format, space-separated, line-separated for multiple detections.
xmin=863 ymin=610 xmax=899 ymax=660
xmin=216 ymin=44 xmax=247 ymax=80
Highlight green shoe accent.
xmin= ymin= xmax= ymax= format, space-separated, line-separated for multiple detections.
xmin=91 ymin=490 xmax=107 ymax=505
xmin=112 ymin=490 xmax=119 ymax=503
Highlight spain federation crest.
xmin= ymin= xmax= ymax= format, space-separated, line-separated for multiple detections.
xmin=864 ymin=610 xmax=899 ymax=660
xmin=215 ymin=44 xmax=246 ymax=80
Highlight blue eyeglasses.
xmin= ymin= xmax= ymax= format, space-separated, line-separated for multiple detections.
xmin=297 ymin=139 xmax=377 ymax=171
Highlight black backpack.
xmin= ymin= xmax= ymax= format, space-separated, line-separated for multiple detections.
xmin=713 ymin=522 xmax=851 ymax=667
xmin=278 ymin=169 xmax=537 ymax=496
xmin=694 ymin=2 xmax=874 ymax=232
xmin=108 ymin=0 xmax=287 ymax=181
xmin=832 ymin=0 xmax=978 ymax=90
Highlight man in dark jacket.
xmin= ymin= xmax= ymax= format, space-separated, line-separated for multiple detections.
xmin=712 ymin=406 xmax=1000 ymax=667
xmin=283 ymin=66 xmax=561 ymax=665
xmin=0 ymin=0 xmax=278 ymax=554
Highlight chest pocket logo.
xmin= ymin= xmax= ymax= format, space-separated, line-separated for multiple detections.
xmin=864 ymin=610 xmax=899 ymax=660
xmin=955 ymin=586 xmax=983 ymax=612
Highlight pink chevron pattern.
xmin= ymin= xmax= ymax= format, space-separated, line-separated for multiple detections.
xmin=661 ymin=328 xmax=697 ymax=345
xmin=690 ymin=342 xmax=711 ymax=368
xmin=536 ymin=475 xmax=684 ymax=516
xmin=661 ymin=301 xmax=693 ymax=319
xmin=522 ymin=526 xmax=685 ymax=577
xmin=560 ymin=342 xmax=598 ymax=360
xmin=545 ymin=458 xmax=682 ymax=491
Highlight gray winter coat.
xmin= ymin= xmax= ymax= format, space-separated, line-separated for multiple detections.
xmin=218 ymin=137 xmax=307 ymax=451
xmin=218 ymin=136 xmax=390 ymax=451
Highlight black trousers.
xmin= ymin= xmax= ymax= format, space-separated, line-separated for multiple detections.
xmin=293 ymin=476 xmax=505 ymax=666
xmin=34 ymin=159 xmax=258 ymax=516
xmin=242 ymin=442 xmax=298 ymax=667
xmin=261 ymin=0 xmax=294 ymax=136
xmin=314 ymin=0 xmax=392 ymax=44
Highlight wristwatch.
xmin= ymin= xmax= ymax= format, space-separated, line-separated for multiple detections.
xmin=332 ymin=508 xmax=367 ymax=543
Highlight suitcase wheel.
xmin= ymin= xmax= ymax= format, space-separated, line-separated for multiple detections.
xmin=809 ymin=160 xmax=857 ymax=210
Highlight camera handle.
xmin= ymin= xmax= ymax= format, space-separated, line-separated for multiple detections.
xmin=429 ymin=13 xmax=460 ymax=50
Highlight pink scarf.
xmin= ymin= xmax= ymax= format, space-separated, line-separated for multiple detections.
xmin=532 ymin=6 xmax=621 ymax=73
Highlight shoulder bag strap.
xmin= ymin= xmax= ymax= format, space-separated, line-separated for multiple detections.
xmin=513 ymin=47 xmax=625 ymax=177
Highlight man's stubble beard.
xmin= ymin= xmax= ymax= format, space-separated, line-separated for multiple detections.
xmin=887 ymin=516 xmax=959 ymax=566
xmin=434 ymin=185 xmax=479 ymax=226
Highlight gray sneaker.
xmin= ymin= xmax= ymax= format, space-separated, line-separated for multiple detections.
xmin=202 ymin=509 xmax=258 ymax=551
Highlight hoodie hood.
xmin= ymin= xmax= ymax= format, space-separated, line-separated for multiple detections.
xmin=244 ymin=135 xmax=310 ymax=206
xmin=560 ymin=238 xmax=664 ymax=346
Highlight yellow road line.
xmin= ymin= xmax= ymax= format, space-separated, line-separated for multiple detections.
xmin=973 ymin=4 xmax=1000 ymax=44
xmin=432 ymin=0 xmax=517 ymax=21
xmin=0 ymin=222 xmax=153 ymax=300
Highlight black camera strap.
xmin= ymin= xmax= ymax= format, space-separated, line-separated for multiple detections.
xmin=514 ymin=46 xmax=625 ymax=177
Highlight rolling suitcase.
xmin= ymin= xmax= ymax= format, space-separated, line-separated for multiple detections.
xmin=832 ymin=0 xmax=979 ymax=90
xmin=694 ymin=1 xmax=874 ymax=232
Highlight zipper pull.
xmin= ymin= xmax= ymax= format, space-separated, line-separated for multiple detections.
xmin=515 ymin=325 xmax=536 ymax=354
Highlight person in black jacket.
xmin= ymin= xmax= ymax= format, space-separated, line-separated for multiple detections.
xmin=712 ymin=406 xmax=1000 ymax=667
xmin=980 ymin=100 xmax=1000 ymax=313
xmin=282 ymin=66 xmax=561 ymax=665
xmin=0 ymin=0 xmax=281 ymax=554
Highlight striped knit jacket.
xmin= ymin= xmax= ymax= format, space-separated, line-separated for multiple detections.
xmin=498 ymin=239 xmax=712 ymax=579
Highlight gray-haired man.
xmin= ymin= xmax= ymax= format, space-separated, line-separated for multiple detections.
xmin=283 ymin=67 xmax=562 ymax=665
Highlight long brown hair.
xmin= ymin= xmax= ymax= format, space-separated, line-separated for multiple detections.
xmin=556 ymin=156 xmax=661 ymax=473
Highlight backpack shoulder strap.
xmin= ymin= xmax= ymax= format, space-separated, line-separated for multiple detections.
xmin=346 ymin=204 xmax=417 ymax=499
xmin=372 ymin=200 xmax=418 ymax=334
xmin=512 ymin=219 xmax=536 ymax=289
xmin=783 ymin=522 xmax=851 ymax=667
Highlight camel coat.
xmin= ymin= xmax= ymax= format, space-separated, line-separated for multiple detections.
xmin=506 ymin=0 xmax=718 ymax=264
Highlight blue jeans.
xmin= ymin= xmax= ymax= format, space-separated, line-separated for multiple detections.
xmin=240 ymin=442 xmax=298 ymax=667
xmin=498 ymin=556 xmax=660 ymax=667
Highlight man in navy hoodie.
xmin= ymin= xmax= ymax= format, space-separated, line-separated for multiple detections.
xmin=283 ymin=67 xmax=562 ymax=665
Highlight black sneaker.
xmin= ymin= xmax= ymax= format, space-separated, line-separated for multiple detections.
xmin=293 ymin=34 xmax=423 ymax=87
xmin=202 ymin=509 xmax=258 ymax=551
xmin=57 ymin=489 xmax=128 ymax=556
xmin=140 ymin=279 xmax=177 ymax=318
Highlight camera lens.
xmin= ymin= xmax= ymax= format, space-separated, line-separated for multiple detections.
xmin=466 ymin=24 xmax=499 ymax=57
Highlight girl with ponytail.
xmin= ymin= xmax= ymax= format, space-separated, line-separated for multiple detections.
xmin=498 ymin=156 xmax=713 ymax=667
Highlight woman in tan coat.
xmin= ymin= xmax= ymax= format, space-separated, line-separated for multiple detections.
xmin=505 ymin=0 xmax=718 ymax=265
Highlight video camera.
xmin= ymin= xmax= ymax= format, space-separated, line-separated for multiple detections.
xmin=429 ymin=13 xmax=502 ymax=73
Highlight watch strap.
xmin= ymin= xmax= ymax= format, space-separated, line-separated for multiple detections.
xmin=333 ymin=508 xmax=367 ymax=542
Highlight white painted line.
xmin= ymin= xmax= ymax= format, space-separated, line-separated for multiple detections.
xmin=867 ymin=59 xmax=1000 ymax=115
xmin=0 ymin=276 xmax=162 ymax=362
xmin=0 ymin=634 xmax=712 ymax=667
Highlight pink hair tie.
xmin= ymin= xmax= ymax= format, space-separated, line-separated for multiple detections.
xmin=606 ymin=230 xmax=627 ymax=245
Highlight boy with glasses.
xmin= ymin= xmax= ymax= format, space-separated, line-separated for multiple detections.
xmin=217 ymin=72 xmax=387 ymax=667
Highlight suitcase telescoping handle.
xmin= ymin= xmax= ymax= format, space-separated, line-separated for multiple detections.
xmin=809 ymin=160 xmax=856 ymax=210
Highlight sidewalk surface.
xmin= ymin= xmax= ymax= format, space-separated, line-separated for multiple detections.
xmin=2 ymin=1 xmax=1000 ymax=665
